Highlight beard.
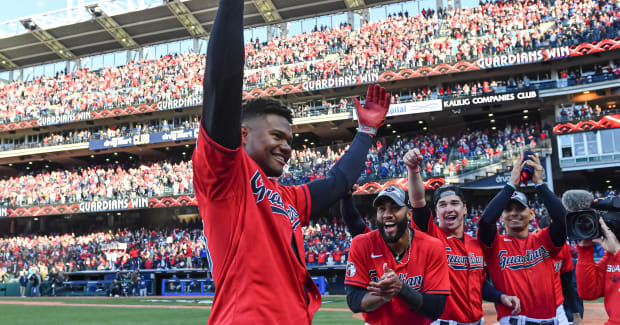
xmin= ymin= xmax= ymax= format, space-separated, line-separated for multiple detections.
xmin=378 ymin=217 xmax=409 ymax=243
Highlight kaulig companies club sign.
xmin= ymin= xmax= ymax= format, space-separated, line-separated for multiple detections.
xmin=443 ymin=90 xmax=538 ymax=108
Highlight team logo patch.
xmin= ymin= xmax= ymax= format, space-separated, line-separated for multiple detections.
xmin=346 ymin=261 xmax=357 ymax=277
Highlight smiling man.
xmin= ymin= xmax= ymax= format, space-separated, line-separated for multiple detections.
xmin=478 ymin=154 xmax=567 ymax=325
xmin=344 ymin=185 xmax=450 ymax=325
xmin=193 ymin=0 xmax=390 ymax=324
xmin=402 ymin=148 xmax=520 ymax=325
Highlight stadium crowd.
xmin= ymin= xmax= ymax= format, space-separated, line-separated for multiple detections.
xmin=1 ymin=0 xmax=619 ymax=124
xmin=0 ymin=192 xmax=613 ymax=284
xmin=281 ymin=123 xmax=549 ymax=185
xmin=0 ymin=123 xmax=547 ymax=208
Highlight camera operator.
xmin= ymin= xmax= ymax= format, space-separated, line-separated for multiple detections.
xmin=564 ymin=190 xmax=620 ymax=324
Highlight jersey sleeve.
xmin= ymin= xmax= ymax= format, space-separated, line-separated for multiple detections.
xmin=278 ymin=184 xmax=311 ymax=227
xmin=575 ymin=245 xmax=607 ymax=300
xmin=536 ymin=227 xmax=563 ymax=258
xmin=344 ymin=236 xmax=370 ymax=289
xmin=560 ymin=244 xmax=574 ymax=273
xmin=192 ymin=125 xmax=242 ymax=200
xmin=422 ymin=237 xmax=451 ymax=295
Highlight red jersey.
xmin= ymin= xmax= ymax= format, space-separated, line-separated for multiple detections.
xmin=344 ymin=228 xmax=451 ymax=325
xmin=424 ymin=214 xmax=486 ymax=323
xmin=193 ymin=127 xmax=320 ymax=325
xmin=482 ymin=227 xmax=562 ymax=320
xmin=552 ymin=243 xmax=573 ymax=307
xmin=576 ymin=246 xmax=620 ymax=325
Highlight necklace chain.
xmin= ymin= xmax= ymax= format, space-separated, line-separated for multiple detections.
xmin=395 ymin=228 xmax=412 ymax=265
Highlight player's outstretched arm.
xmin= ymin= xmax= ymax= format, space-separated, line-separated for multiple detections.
xmin=404 ymin=149 xmax=431 ymax=231
xmin=529 ymin=154 xmax=567 ymax=246
xmin=575 ymin=239 xmax=606 ymax=300
xmin=308 ymin=84 xmax=390 ymax=219
xmin=201 ymin=0 xmax=244 ymax=149
xmin=340 ymin=189 xmax=369 ymax=237
xmin=478 ymin=156 xmax=524 ymax=246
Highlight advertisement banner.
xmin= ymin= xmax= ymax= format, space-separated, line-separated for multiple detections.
xmin=353 ymin=99 xmax=443 ymax=120
xmin=460 ymin=170 xmax=548 ymax=190
xmin=0 ymin=207 xmax=7 ymax=218
xmin=156 ymin=96 xmax=202 ymax=111
xmin=38 ymin=112 xmax=92 ymax=127
xmin=150 ymin=128 xmax=199 ymax=144
xmin=475 ymin=47 xmax=570 ymax=69
xmin=443 ymin=90 xmax=538 ymax=109
xmin=301 ymin=73 xmax=380 ymax=92
xmin=89 ymin=135 xmax=135 ymax=150
xmin=79 ymin=198 xmax=149 ymax=213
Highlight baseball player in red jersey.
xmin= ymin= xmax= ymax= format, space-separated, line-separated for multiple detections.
xmin=193 ymin=1 xmax=390 ymax=324
xmin=563 ymin=190 xmax=620 ymax=325
xmin=344 ymin=185 xmax=451 ymax=325
xmin=402 ymin=148 xmax=520 ymax=325
xmin=576 ymin=223 xmax=620 ymax=325
xmin=478 ymin=154 xmax=567 ymax=325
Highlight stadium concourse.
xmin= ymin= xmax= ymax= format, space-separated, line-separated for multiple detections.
xmin=0 ymin=0 xmax=618 ymax=323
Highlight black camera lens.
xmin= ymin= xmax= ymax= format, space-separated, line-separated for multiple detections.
xmin=575 ymin=214 xmax=599 ymax=239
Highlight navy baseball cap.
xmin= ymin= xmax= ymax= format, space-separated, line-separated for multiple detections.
xmin=509 ymin=191 xmax=529 ymax=208
xmin=373 ymin=185 xmax=408 ymax=207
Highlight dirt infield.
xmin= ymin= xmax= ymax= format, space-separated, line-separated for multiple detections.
xmin=0 ymin=299 xmax=608 ymax=324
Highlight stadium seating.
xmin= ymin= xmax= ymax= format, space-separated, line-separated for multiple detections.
xmin=0 ymin=0 xmax=618 ymax=124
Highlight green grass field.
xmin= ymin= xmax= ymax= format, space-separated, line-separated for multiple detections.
xmin=0 ymin=296 xmax=362 ymax=325
xmin=0 ymin=296 xmax=605 ymax=325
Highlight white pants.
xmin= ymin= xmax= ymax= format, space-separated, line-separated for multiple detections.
xmin=556 ymin=305 xmax=569 ymax=325
xmin=431 ymin=319 xmax=484 ymax=325
xmin=499 ymin=314 xmax=558 ymax=325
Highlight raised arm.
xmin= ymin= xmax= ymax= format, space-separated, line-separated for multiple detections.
xmin=308 ymin=84 xmax=390 ymax=218
xmin=527 ymin=154 xmax=567 ymax=247
xmin=478 ymin=156 xmax=523 ymax=246
xmin=404 ymin=149 xmax=431 ymax=231
xmin=201 ymin=0 xmax=244 ymax=149
xmin=340 ymin=191 xmax=370 ymax=237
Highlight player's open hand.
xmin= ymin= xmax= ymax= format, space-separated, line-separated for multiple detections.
xmin=500 ymin=294 xmax=521 ymax=316
xmin=367 ymin=263 xmax=402 ymax=301
xmin=354 ymin=84 xmax=390 ymax=136
xmin=593 ymin=217 xmax=620 ymax=255
xmin=523 ymin=153 xmax=544 ymax=184
xmin=403 ymin=149 xmax=423 ymax=173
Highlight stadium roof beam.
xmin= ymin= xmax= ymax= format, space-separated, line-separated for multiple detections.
xmin=164 ymin=0 xmax=207 ymax=37
xmin=0 ymin=52 xmax=17 ymax=69
xmin=344 ymin=0 xmax=366 ymax=9
xmin=253 ymin=0 xmax=282 ymax=23
xmin=19 ymin=19 xmax=75 ymax=60
xmin=86 ymin=4 xmax=138 ymax=49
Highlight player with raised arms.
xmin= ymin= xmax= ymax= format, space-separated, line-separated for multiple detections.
xmin=402 ymin=148 xmax=521 ymax=325
xmin=478 ymin=154 xmax=567 ymax=325
xmin=192 ymin=0 xmax=390 ymax=324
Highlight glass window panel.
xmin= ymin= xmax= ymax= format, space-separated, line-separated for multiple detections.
xmin=573 ymin=134 xmax=586 ymax=156
xmin=180 ymin=39 xmax=193 ymax=54
xmin=585 ymin=132 xmax=599 ymax=155
xmin=115 ymin=52 xmax=127 ymax=67
xmin=331 ymin=13 xmax=347 ymax=27
xmin=369 ymin=6 xmax=387 ymax=22
xmin=288 ymin=21 xmax=301 ymax=36
xmin=601 ymin=130 xmax=614 ymax=154
xmin=614 ymin=129 xmax=620 ymax=152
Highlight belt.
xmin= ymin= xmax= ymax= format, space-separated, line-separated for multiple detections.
xmin=509 ymin=318 xmax=556 ymax=325
xmin=439 ymin=321 xmax=481 ymax=325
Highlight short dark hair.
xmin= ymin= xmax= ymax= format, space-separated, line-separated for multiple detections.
xmin=433 ymin=185 xmax=466 ymax=207
xmin=241 ymin=98 xmax=293 ymax=124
